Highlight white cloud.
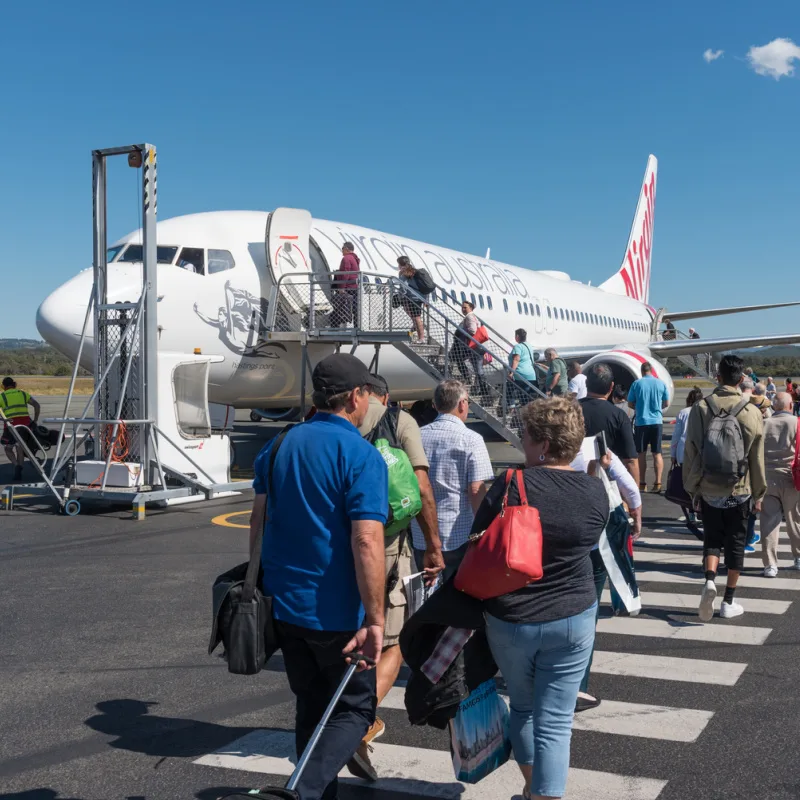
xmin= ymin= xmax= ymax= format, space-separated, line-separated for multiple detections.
xmin=747 ymin=37 xmax=800 ymax=80
xmin=703 ymin=48 xmax=724 ymax=63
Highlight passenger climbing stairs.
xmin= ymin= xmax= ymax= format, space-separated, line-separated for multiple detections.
xmin=264 ymin=273 xmax=545 ymax=451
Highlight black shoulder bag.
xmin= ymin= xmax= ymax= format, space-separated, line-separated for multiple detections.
xmin=208 ymin=425 xmax=293 ymax=675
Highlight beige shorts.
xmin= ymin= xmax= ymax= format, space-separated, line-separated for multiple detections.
xmin=384 ymin=532 xmax=414 ymax=647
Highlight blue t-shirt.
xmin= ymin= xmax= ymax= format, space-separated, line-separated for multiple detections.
xmin=509 ymin=342 xmax=537 ymax=381
xmin=253 ymin=413 xmax=388 ymax=631
xmin=627 ymin=375 xmax=669 ymax=426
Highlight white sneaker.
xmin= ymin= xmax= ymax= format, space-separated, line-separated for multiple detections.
xmin=764 ymin=565 xmax=779 ymax=578
xmin=793 ymin=558 xmax=800 ymax=570
xmin=698 ymin=580 xmax=717 ymax=622
xmin=719 ymin=600 xmax=744 ymax=619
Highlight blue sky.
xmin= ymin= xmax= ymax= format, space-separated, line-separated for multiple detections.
xmin=2 ymin=1 xmax=798 ymax=340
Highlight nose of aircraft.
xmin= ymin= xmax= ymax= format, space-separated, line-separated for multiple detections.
xmin=36 ymin=269 xmax=95 ymax=367
xmin=36 ymin=266 xmax=143 ymax=369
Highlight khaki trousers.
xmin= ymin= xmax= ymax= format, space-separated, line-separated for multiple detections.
xmin=760 ymin=481 xmax=800 ymax=567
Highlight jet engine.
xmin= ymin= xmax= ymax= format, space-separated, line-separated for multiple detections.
xmin=582 ymin=348 xmax=674 ymax=403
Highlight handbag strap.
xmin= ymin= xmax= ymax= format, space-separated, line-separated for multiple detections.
xmin=501 ymin=468 xmax=528 ymax=509
xmin=242 ymin=424 xmax=295 ymax=601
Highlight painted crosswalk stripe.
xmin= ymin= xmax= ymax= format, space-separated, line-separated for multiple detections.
xmin=380 ymin=687 xmax=710 ymax=742
xmin=194 ymin=730 xmax=667 ymax=799
xmin=603 ymin=590 xmax=791 ymax=616
xmin=596 ymin=616 xmax=771 ymax=645
xmin=638 ymin=538 xmax=794 ymax=554
xmin=634 ymin=551 xmax=797 ymax=567
xmin=636 ymin=569 xmax=800 ymax=591
xmin=589 ymin=649 xmax=747 ymax=685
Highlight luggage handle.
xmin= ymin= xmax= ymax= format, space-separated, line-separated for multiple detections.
xmin=286 ymin=653 xmax=374 ymax=791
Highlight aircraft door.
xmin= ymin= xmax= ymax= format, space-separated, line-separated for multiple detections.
xmin=544 ymin=298 xmax=555 ymax=335
xmin=532 ymin=296 xmax=543 ymax=335
xmin=265 ymin=208 xmax=317 ymax=318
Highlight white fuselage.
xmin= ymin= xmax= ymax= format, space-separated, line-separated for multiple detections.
xmin=37 ymin=210 xmax=656 ymax=406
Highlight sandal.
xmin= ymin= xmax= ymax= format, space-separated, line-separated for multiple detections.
xmin=639 ymin=482 xmax=647 ymax=491
xmin=652 ymin=483 xmax=662 ymax=494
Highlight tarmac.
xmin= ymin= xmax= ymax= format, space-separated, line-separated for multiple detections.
xmin=4 ymin=389 xmax=800 ymax=800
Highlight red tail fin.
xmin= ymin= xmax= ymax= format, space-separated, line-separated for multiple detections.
xmin=600 ymin=155 xmax=657 ymax=304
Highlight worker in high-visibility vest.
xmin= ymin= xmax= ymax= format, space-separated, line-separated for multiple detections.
xmin=1 ymin=376 xmax=41 ymax=481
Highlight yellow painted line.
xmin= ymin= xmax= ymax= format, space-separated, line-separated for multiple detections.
xmin=212 ymin=510 xmax=250 ymax=529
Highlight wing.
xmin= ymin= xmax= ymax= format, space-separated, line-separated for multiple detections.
xmin=550 ymin=332 xmax=800 ymax=362
xmin=665 ymin=301 xmax=800 ymax=322
xmin=649 ymin=332 xmax=800 ymax=357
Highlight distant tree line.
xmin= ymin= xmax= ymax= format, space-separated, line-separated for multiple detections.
xmin=0 ymin=345 xmax=90 ymax=377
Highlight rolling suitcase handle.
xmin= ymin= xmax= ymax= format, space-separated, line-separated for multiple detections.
xmin=226 ymin=653 xmax=377 ymax=800
xmin=286 ymin=653 xmax=375 ymax=791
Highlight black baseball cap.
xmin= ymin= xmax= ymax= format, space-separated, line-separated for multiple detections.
xmin=2 ymin=377 xmax=15 ymax=389
xmin=312 ymin=354 xmax=374 ymax=396
xmin=369 ymin=373 xmax=389 ymax=395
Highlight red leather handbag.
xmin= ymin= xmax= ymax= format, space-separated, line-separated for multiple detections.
xmin=792 ymin=418 xmax=800 ymax=492
xmin=455 ymin=469 xmax=543 ymax=600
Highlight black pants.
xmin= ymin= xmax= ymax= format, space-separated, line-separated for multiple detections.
xmin=276 ymin=621 xmax=377 ymax=800
xmin=701 ymin=499 xmax=750 ymax=571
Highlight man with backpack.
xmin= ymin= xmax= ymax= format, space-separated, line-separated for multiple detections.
xmin=397 ymin=256 xmax=435 ymax=342
xmin=353 ymin=373 xmax=443 ymax=781
xmin=683 ymin=355 xmax=766 ymax=621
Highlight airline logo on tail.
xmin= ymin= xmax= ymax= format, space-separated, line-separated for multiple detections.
xmin=600 ymin=155 xmax=657 ymax=305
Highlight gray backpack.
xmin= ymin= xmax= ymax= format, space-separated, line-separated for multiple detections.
xmin=702 ymin=395 xmax=750 ymax=486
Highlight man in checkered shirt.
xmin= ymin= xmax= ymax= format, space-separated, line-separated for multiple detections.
xmin=411 ymin=380 xmax=495 ymax=580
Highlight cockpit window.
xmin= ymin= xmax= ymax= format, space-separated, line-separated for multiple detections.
xmin=119 ymin=244 xmax=178 ymax=264
xmin=107 ymin=245 xmax=125 ymax=262
xmin=177 ymin=247 xmax=205 ymax=275
xmin=207 ymin=249 xmax=235 ymax=274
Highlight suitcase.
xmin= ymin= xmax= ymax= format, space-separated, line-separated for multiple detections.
xmin=218 ymin=654 xmax=375 ymax=799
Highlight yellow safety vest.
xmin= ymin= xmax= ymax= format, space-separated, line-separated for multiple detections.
xmin=0 ymin=389 xmax=31 ymax=419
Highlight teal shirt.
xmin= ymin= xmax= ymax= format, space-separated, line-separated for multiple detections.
xmin=509 ymin=343 xmax=537 ymax=381
xmin=627 ymin=375 xmax=669 ymax=426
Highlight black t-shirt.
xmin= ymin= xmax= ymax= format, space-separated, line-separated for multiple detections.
xmin=579 ymin=397 xmax=637 ymax=460
xmin=474 ymin=468 xmax=608 ymax=624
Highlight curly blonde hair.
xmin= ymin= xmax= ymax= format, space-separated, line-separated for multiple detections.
xmin=521 ymin=397 xmax=585 ymax=463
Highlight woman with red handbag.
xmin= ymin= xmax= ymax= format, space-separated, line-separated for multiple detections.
xmin=466 ymin=398 xmax=608 ymax=800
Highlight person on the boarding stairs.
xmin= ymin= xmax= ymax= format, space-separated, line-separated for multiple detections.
xmin=333 ymin=241 xmax=361 ymax=327
xmin=683 ymin=355 xmax=766 ymax=621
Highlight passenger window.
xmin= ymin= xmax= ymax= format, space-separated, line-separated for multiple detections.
xmin=375 ymin=277 xmax=383 ymax=284
xmin=470 ymin=293 xmax=476 ymax=306
xmin=523 ymin=302 xmax=529 ymax=315
xmin=478 ymin=295 xmax=484 ymax=309
xmin=503 ymin=299 xmax=508 ymax=312
xmin=451 ymin=290 xmax=457 ymax=303
xmin=177 ymin=247 xmax=204 ymax=274
xmin=208 ymin=249 xmax=235 ymax=274
xmin=517 ymin=301 xmax=522 ymax=314
xmin=461 ymin=291 xmax=467 ymax=303
xmin=536 ymin=304 xmax=541 ymax=316
xmin=487 ymin=296 xmax=493 ymax=310
xmin=547 ymin=307 xmax=551 ymax=318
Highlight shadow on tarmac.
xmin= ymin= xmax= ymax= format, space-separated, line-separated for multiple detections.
xmin=84 ymin=699 xmax=256 ymax=759
xmin=0 ymin=792 xmax=145 ymax=800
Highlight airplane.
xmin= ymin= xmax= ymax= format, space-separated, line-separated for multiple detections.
xmin=36 ymin=154 xmax=800 ymax=421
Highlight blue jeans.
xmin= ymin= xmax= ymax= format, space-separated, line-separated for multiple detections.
xmin=485 ymin=604 xmax=597 ymax=798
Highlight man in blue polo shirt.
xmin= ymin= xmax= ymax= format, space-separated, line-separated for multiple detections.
xmin=249 ymin=353 xmax=388 ymax=800
xmin=628 ymin=360 xmax=670 ymax=493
